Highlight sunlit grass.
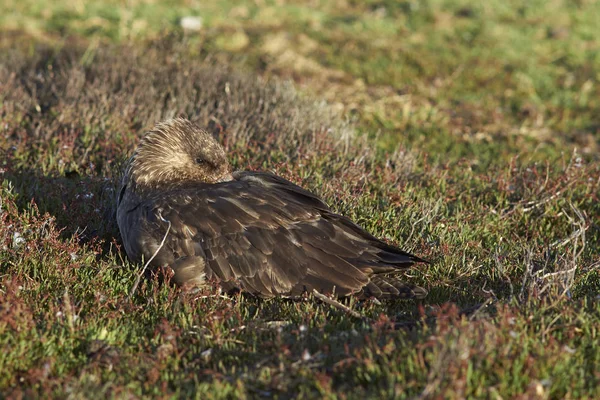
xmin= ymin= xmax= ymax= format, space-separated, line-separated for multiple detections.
xmin=1 ymin=0 xmax=599 ymax=398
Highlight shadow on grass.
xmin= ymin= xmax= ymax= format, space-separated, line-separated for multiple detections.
xmin=3 ymin=166 xmax=120 ymax=246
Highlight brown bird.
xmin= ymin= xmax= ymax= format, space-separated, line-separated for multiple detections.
xmin=117 ymin=118 xmax=427 ymax=299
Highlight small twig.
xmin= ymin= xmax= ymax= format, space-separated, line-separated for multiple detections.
xmin=312 ymin=289 xmax=364 ymax=320
xmin=192 ymin=294 xmax=232 ymax=300
xmin=129 ymin=216 xmax=172 ymax=300
xmin=467 ymin=298 xmax=495 ymax=321
xmin=537 ymin=267 xmax=578 ymax=280
xmin=521 ymin=190 xmax=562 ymax=212
xmin=405 ymin=199 xmax=442 ymax=245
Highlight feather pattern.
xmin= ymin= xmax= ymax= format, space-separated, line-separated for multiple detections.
xmin=117 ymin=118 xmax=428 ymax=299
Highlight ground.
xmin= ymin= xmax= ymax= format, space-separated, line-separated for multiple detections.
xmin=0 ymin=1 xmax=599 ymax=398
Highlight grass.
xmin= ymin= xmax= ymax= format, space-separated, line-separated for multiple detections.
xmin=1 ymin=0 xmax=599 ymax=398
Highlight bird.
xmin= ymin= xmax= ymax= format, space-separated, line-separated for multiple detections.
xmin=116 ymin=118 xmax=427 ymax=300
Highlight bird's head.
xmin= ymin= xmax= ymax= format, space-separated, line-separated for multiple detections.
xmin=124 ymin=118 xmax=233 ymax=191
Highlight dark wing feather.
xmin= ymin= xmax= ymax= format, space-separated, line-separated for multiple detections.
xmin=133 ymin=171 xmax=423 ymax=297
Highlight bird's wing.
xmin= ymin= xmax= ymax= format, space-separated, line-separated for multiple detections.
xmin=140 ymin=171 xmax=421 ymax=297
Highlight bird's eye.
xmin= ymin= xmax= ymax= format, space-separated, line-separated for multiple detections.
xmin=195 ymin=158 xmax=205 ymax=165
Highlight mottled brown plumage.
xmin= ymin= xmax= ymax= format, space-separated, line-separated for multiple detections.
xmin=117 ymin=118 xmax=427 ymax=299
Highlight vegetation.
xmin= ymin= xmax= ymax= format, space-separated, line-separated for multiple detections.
xmin=1 ymin=1 xmax=598 ymax=398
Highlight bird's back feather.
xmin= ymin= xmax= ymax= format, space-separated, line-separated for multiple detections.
xmin=118 ymin=171 xmax=427 ymax=298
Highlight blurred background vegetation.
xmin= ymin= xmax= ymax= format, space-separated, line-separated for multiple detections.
xmin=2 ymin=0 xmax=599 ymax=164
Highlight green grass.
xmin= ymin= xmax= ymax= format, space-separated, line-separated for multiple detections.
xmin=1 ymin=1 xmax=599 ymax=398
